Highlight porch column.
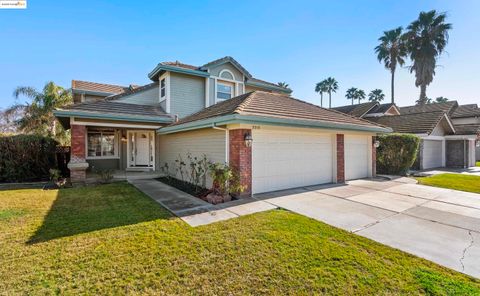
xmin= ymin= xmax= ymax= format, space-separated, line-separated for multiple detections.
xmin=372 ymin=136 xmax=377 ymax=177
xmin=68 ymin=124 xmax=89 ymax=183
xmin=336 ymin=134 xmax=345 ymax=183
xmin=229 ymin=129 xmax=252 ymax=197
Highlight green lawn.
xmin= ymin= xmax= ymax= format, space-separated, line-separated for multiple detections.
xmin=1 ymin=183 xmax=479 ymax=294
xmin=416 ymin=173 xmax=480 ymax=194
xmin=477 ymin=161 xmax=480 ymax=167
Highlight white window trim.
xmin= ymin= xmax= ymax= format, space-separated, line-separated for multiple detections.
xmin=126 ymin=130 xmax=155 ymax=170
xmin=159 ymin=72 xmax=171 ymax=113
xmin=218 ymin=69 xmax=236 ymax=81
xmin=215 ymin=79 xmax=235 ymax=104
xmin=85 ymin=128 xmax=120 ymax=160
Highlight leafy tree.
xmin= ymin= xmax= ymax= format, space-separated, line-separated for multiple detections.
xmin=277 ymin=82 xmax=289 ymax=88
xmin=345 ymin=87 xmax=358 ymax=105
xmin=315 ymin=80 xmax=329 ymax=107
xmin=323 ymin=77 xmax=338 ymax=108
xmin=368 ymin=89 xmax=385 ymax=102
xmin=435 ymin=96 xmax=449 ymax=103
xmin=375 ymin=27 xmax=407 ymax=104
xmin=404 ymin=10 xmax=452 ymax=104
xmin=416 ymin=97 xmax=433 ymax=105
xmin=4 ymin=82 xmax=72 ymax=144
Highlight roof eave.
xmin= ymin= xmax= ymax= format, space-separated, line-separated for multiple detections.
xmin=72 ymin=88 xmax=117 ymax=97
xmin=148 ymin=64 xmax=210 ymax=81
xmin=158 ymin=114 xmax=392 ymax=134
xmin=53 ymin=110 xmax=173 ymax=124
xmin=245 ymin=80 xmax=292 ymax=94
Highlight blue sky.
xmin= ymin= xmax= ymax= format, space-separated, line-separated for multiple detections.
xmin=0 ymin=0 xmax=478 ymax=109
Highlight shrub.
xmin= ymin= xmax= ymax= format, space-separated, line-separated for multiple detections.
xmin=0 ymin=135 xmax=58 ymax=182
xmin=376 ymin=133 xmax=420 ymax=175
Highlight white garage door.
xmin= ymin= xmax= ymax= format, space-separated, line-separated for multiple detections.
xmin=345 ymin=135 xmax=370 ymax=180
xmin=423 ymin=140 xmax=443 ymax=169
xmin=252 ymin=129 xmax=333 ymax=194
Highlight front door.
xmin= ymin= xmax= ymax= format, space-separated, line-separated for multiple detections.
xmin=135 ymin=132 xmax=150 ymax=166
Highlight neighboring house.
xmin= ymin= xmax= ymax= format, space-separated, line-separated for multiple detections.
xmin=450 ymin=104 xmax=480 ymax=161
xmin=54 ymin=56 xmax=390 ymax=195
xmin=333 ymin=101 xmax=479 ymax=169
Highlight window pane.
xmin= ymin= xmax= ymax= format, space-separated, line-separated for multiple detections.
xmin=161 ymin=88 xmax=166 ymax=97
xmin=160 ymin=78 xmax=165 ymax=88
xmin=102 ymin=134 xmax=115 ymax=156
xmin=217 ymin=92 xmax=231 ymax=100
xmin=87 ymin=133 xmax=102 ymax=157
xmin=218 ymin=84 xmax=232 ymax=93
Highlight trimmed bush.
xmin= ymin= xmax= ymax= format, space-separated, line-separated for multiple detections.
xmin=0 ymin=135 xmax=58 ymax=182
xmin=376 ymin=133 xmax=420 ymax=175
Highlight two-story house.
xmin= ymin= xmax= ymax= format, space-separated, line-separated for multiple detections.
xmin=55 ymin=56 xmax=390 ymax=195
xmin=333 ymin=101 xmax=479 ymax=170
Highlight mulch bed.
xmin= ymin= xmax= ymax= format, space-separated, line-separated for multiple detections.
xmin=157 ymin=177 xmax=210 ymax=199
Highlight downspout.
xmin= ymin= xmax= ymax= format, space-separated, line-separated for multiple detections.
xmin=212 ymin=124 xmax=229 ymax=164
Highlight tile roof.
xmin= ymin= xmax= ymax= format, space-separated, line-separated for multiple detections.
xmin=331 ymin=102 xmax=378 ymax=117
xmin=71 ymin=80 xmax=130 ymax=95
xmin=399 ymin=101 xmax=458 ymax=116
xmin=200 ymin=56 xmax=252 ymax=78
xmin=367 ymin=111 xmax=447 ymax=134
xmin=451 ymin=104 xmax=480 ymax=118
xmin=60 ymin=100 xmax=171 ymax=120
xmin=160 ymin=61 xmax=199 ymax=70
xmin=367 ymin=103 xmax=397 ymax=114
xmin=452 ymin=124 xmax=480 ymax=136
xmin=169 ymin=91 xmax=388 ymax=131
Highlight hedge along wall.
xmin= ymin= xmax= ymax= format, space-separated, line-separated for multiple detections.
xmin=0 ymin=135 xmax=58 ymax=182
xmin=376 ymin=133 xmax=421 ymax=175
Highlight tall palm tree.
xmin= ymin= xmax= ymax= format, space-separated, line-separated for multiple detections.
xmin=405 ymin=10 xmax=452 ymax=105
xmin=323 ymin=77 xmax=338 ymax=108
xmin=375 ymin=27 xmax=407 ymax=104
xmin=277 ymin=82 xmax=289 ymax=88
xmin=5 ymin=82 xmax=72 ymax=143
xmin=345 ymin=87 xmax=358 ymax=105
xmin=368 ymin=89 xmax=385 ymax=102
xmin=356 ymin=89 xmax=366 ymax=104
xmin=315 ymin=80 xmax=328 ymax=107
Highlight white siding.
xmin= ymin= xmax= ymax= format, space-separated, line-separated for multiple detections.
xmin=157 ymin=128 xmax=226 ymax=188
xmin=117 ymin=86 xmax=160 ymax=106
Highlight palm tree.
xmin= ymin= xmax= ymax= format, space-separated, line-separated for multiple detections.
xmin=345 ymin=87 xmax=358 ymax=105
xmin=435 ymin=96 xmax=448 ymax=103
xmin=277 ymin=82 xmax=289 ymax=88
xmin=375 ymin=27 xmax=407 ymax=104
xmin=368 ymin=89 xmax=385 ymax=102
xmin=356 ymin=89 xmax=366 ymax=104
xmin=315 ymin=80 xmax=328 ymax=107
xmin=5 ymin=82 xmax=72 ymax=143
xmin=405 ymin=10 xmax=452 ymax=104
xmin=323 ymin=77 xmax=338 ymax=108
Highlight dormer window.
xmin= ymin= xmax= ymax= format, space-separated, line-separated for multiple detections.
xmin=160 ymin=78 xmax=166 ymax=98
xmin=217 ymin=81 xmax=233 ymax=102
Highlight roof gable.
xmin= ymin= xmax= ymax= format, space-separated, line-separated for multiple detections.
xmin=200 ymin=56 xmax=252 ymax=78
xmin=367 ymin=111 xmax=454 ymax=135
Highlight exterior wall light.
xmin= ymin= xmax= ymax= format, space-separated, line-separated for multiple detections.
xmin=374 ymin=140 xmax=380 ymax=148
xmin=244 ymin=133 xmax=253 ymax=147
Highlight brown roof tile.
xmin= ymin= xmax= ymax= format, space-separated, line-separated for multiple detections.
xmin=367 ymin=111 xmax=447 ymax=134
xmin=71 ymin=80 xmax=129 ymax=95
xmin=453 ymin=124 xmax=480 ymax=135
xmin=170 ymin=91 xmax=388 ymax=131
xmin=332 ymin=102 xmax=378 ymax=117
xmin=451 ymin=104 xmax=480 ymax=118
xmin=160 ymin=61 xmax=199 ymax=70
xmin=399 ymin=101 xmax=458 ymax=116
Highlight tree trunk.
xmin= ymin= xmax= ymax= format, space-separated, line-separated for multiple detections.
xmin=419 ymin=84 xmax=427 ymax=104
xmin=391 ymin=70 xmax=395 ymax=104
xmin=320 ymin=93 xmax=323 ymax=107
xmin=329 ymin=92 xmax=332 ymax=108
xmin=351 ymin=98 xmax=354 ymax=105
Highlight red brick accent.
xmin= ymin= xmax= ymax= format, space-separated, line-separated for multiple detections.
xmin=229 ymin=129 xmax=252 ymax=197
xmin=71 ymin=125 xmax=86 ymax=160
xmin=372 ymin=137 xmax=377 ymax=177
xmin=70 ymin=169 xmax=86 ymax=181
xmin=336 ymin=134 xmax=345 ymax=183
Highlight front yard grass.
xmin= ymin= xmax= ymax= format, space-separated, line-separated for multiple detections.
xmin=1 ymin=183 xmax=479 ymax=294
xmin=477 ymin=161 xmax=480 ymax=167
xmin=416 ymin=173 xmax=480 ymax=194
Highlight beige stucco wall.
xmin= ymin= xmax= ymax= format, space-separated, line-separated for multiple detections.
xmin=157 ymin=128 xmax=227 ymax=187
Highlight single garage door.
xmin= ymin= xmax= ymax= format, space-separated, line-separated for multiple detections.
xmin=423 ymin=140 xmax=443 ymax=169
xmin=345 ymin=135 xmax=370 ymax=180
xmin=252 ymin=129 xmax=333 ymax=194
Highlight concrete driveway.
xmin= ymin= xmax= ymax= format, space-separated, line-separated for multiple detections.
xmin=255 ymin=177 xmax=480 ymax=278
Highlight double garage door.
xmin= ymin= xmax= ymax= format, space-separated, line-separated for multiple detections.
xmin=252 ymin=130 xmax=371 ymax=194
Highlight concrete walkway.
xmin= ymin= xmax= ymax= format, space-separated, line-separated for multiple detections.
xmin=129 ymin=179 xmax=276 ymax=227
xmin=255 ymin=177 xmax=480 ymax=278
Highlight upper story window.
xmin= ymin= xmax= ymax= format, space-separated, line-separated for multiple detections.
xmin=216 ymin=81 xmax=233 ymax=101
xmin=160 ymin=78 xmax=166 ymax=98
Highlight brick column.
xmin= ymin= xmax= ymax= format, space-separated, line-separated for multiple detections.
xmin=229 ymin=129 xmax=252 ymax=197
xmin=372 ymin=136 xmax=377 ymax=177
xmin=336 ymin=134 xmax=345 ymax=183
xmin=68 ymin=124 xmax=89 ymax=183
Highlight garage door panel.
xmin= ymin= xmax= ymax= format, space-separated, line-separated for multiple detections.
xmin=345 ymin=135 xmax=370 ymax=180
xmin=423 ymin=140 xmax=443 ymax=169
xmin=252 ymin=130 xmax=333 ymax=194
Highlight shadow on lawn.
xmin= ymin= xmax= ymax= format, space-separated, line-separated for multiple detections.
xmin=28 ymin=183 xmax=171 ymax=244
